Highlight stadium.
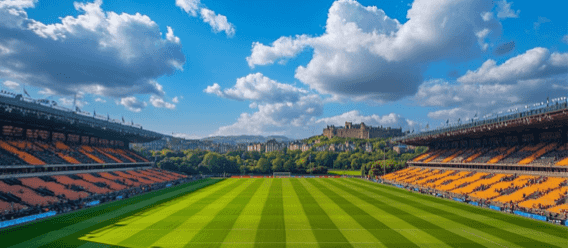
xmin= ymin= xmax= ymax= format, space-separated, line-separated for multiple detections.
xmin=0 ymin=89 xmax=567 ymax=247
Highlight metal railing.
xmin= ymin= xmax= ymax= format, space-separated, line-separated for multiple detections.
xmin=394 ymin=101 xmax=568 ymax=143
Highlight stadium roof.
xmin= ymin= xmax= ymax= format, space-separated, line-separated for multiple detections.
xmin=394 ymin=99 xmax=568 ymax=146
xmin=0 ymin=93 xmax=163 ymax=143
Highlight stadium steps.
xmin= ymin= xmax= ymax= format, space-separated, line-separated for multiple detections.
xmin=0 ymin=140 xmax=46 ymax=165
xmin=436 ymin=171 xmax=480 ymax=191
xmin=442 ymin=150 xmax=465 ymax=163
xmin=412 ymin=152 xmax=432 ymax=162
xmin=116 ymin=171 xmax=155 ymax=184
xmin=78 ymin=173 xmax=127 ymax=191
xmin=78 ymin=149 xmax=105 ymax=163
xmin=546 ymin=203 xmax=568 ymax=214
xmin=432 ymin=171 xmax=471 ymax=190
xmin=493 ymin=177 xmax=566 ymax=204
xmin=53 ymin=175 xmax=111 ymax=195
xmin=443 ymin=172 xmax=489 ymax=192
xmin=419 ymin=170 xmax=456 ymax=187
xmin=112 ymin=171 xmax=144 ymax=187
xmin=20 ymin=177 xmax=87 ymax=201
xmin=470 ymin=175 xmax=537 ymax=200
xmin=92 ymin=147 xmax=123 ymax=163
xmin=430 ymin=149 xmax=457 ymax=163
xmin=464 ymin=148 xmax=488 ymax=162
xmin=520 ymin=143 xmax=558 ymax=164
xmin=0 ymin=181 xmax=58 ymax=206
xmin=488 ymin=146 xmax=518 ymax=164
xmin=99 ymin=172 xmax=135 ymax=186
xmin=423 ymin=149 xmax=449 ymax=163
xmin=128 ymin=171 xmax=163 ymax=183
xmin=125 ymin=150 xmax=150 ymax=162
xmin=0 ymin=199 xmax=26 ymax=212
xmin=107 ymin=148 xmax=137 ymax=163
xmin=519 ymin=186 xmax=568 ymax=209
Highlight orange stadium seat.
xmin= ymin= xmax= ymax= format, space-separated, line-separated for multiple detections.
xmin=0 ymin=181 xmax=58 ymax=206
xmin=20 ymin=177 xmax=88 ymax=201
xmin=0 ymin=141 xmax=45 ymax=165
xmin=451 ymin=174 xmax=508 ymax=195
xmin=53 ymin=175 xmax=111 ymax=195
xmin=78 ymin=174 xmax=128 ymax=191
xmin=519 ymin=186 xmax=568 ymax=210
xmin=494 ymin=177 xmax=566 ymax=204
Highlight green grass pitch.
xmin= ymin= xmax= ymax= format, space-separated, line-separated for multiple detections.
xmin=327 ymin=170 xmax=361 ymax=176
xmin=1 ymin=178 xmax=567 ymax=247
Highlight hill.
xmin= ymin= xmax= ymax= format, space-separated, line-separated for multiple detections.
xmin=201 ymin=135 xmax=292 ymax=144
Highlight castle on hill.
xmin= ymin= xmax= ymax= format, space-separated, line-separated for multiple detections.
xmin=323 ymin=122 xmax=403 ymax=139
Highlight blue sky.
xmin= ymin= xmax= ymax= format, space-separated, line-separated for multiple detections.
xmin=0 ymin=0 xmax=567 ymax=139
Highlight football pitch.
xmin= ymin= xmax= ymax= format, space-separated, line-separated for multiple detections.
xmin=2 ymin=178 xmax=568 ymax=248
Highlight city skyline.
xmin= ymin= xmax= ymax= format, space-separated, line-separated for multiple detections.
xmin=1 ymin=0 xmax=567 ymax=140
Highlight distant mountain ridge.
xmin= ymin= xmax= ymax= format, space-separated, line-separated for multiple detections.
xmin=201 ymin=135 xmax=292 ymax=144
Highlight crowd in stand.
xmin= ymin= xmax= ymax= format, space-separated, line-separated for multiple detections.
xmin=381 ymin=168 xmax=568 ymax=222
xmin=1 ymin=174 xmax=201 ymax=223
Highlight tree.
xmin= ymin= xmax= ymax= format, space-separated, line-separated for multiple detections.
xmin=283 ymin=160 xmax=295 ymax=172
xmin=257 ymin=158 xmax=270 ymax=173
xmin=272 ymin=157 xmax=284 ymax=172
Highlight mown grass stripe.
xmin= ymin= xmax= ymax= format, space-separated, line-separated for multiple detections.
xmin=184 ymin=179 xmax=265 ymax=247
xmin=307 ymin=179 xmax=419 ymax=248
xmin=82 ymin=180 xmax=235 ymax=246
xmin=220 ymin=179 xmax=272 ymax=247
xmin=325 ymin=179 xmax=484 ymax=248
xmin=281 ymin=178 xmax=319 ymax=248
xmin=289 ymin=179 xmax=352 ymax=248
xmin=3 ymin=179 xmax=220 ymax=248
xmin=150 ymin=179 xmax=256 ymax=247
xmin=254 ymin=179 xmax=285 ymax=248
xmin=117 ymin=179 xmax=247 ymax=247
xmin=344 ymin=178 xmax=563 ymax=248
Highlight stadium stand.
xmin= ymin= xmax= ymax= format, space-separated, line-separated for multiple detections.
xmin=0 ymin=168 xmax=189 ymax=221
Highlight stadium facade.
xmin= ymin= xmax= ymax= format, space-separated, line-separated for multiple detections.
xmin=0 ymin=91 xmax=194 ymax=227
xmin=386 ymin=99 xmax=568 ymax=222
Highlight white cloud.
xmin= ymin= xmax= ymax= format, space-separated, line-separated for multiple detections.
xmin=2 ymin=80 xmax=19 ymax=90
xmin=176 ymin=0 xmax=235 ymax=37
xmin=247 ymin=0 xmax=499 ymax=102
xmin=0 ymin=0 xmax=184 ymax=101
xmin=175 ymin=0 xmax=200 ymax=16
xmin=119 ymin=96 xmax=146 ymax=112
xmin=95 ymin=97 xmax=106 ymax=103
xmin=149 ymin=95 xmax=175 ymax=109
xmin=212 ymin=94 xmax=324 ymax=138
xmin=458 ymin=47 xmax=568 ymax=85
xmin=496 ymin=0 xmax=520 ymax=19
xmin=246 ymin=35 xmax=311 ymax=68
xmin=172 ymin=132 xmax=202 ymax=140
xmin=199 ymin=8 xmax=235 ymax=37
xmin=481 ymin=12 xmax=493 ymax=21
xmin=172 ymin=96 xmax=179 ymax=103
xmin=166 ymin=26 xmax=181 ymax=44
xmin=415 ymin=76 xmax=567 ymax=124
xmin=203 ymin=83 xmax=223 ymax=97
xmin=204 ymin=73 xmax=308 ymax=103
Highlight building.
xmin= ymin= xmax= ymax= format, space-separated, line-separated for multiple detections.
xmin=247 ymin=143 xmax=264 ymax=152
xmin=265 ymin=139 xmax=286 ymax=152
xmin=288 ymin=142 xmax=301 ymax=151
xmin=323 ymin=122 xmax=403 ymax=139
xmin=301 ymin=143 xmax=312 ymax=152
